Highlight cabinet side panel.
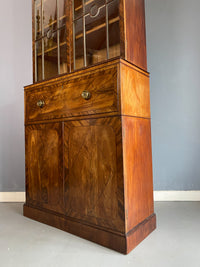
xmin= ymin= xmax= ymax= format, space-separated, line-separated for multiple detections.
xmin=124 ymin=0 xmax=147 ymax=71
xmin=122 ymin=116 xmax=154 ymax=232
xmin=120 ymin=63 xmax=150 ymax=118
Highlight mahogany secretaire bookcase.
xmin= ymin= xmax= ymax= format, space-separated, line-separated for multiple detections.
xmin=23 ymin=0 xmax=156 ymax=254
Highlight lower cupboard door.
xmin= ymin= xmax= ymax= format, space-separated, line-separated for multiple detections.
xmin=64 ymin=117 xmax=125 ymax=232
xmin=25 ymin=123 xmax=64 ymax=213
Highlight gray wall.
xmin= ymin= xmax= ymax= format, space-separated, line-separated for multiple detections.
xmin=145 ymin=0 xmax=200 ymax=190
xmin=0 ymin=0 xmax=200 ymax=191
xmin=0 ymin=0 xmax=32 ymax=191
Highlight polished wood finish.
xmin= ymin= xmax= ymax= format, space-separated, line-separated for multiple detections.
xmin=124 ymin=0 xmax=147 ymax=70
xmin=24 ymin=204 xmax=156 ymax=254
xmin=24 ymin=58 xmax=155 ymax=254
xmin=25 ymin=64 xmax=118 ymax=123
xmin=126 ymin=213 xmax=156 ymax=254
xmin=24 ymin=204 xmax=127 ymax=253
xmin=25 ymin=123 xmax=64 ymax=213
xmin=64 ymin=117 xmax=124 ymax=232
xmin=25 ymin=59 xmax=151 ymax=124
xmin=66 ymin=0 xmax=73 ymax=73
xmin=122 ymin=116 xmax=154 ymax=232
xmin=120 ymin=60 xmax=150 ymax=118
xmin=119 ymin=0 xmax=125 ymax=58
xmin=25 ymin=0 xmax=155 ymax=254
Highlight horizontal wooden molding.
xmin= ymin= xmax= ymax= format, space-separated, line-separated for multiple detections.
xmin=0 ymin=191 xmax=200 ymax=202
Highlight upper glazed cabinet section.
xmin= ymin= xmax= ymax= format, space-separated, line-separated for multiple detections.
xmin=73 ymin=0 xmax=120 ymax=70
xmin=34 ymin=0 xmax=67 ymax=82
xmin=33 ymin=0 xmax=147 ymax=82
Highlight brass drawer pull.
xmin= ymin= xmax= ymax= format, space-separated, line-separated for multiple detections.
xmin=81 ymin=90 xmax=91 ymax=100
xmin=37 ymin=100 xmax=45 ymax=108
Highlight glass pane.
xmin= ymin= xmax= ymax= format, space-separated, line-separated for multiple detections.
xmin=44 ymin=50 xmax=58 ymax=80
xmin=59 ymin=17 xmax=66 ymax=29
xmin=84 ymin=0 xmax=105 ymax=16
xmin=44 ymin=33 xmax=58 ymax=80
xmin=74 ymin=0 xmax=82 ymax=20
xmin=85 ymin=5 xmax=107 ymax=65
xmin=44 ymin=29 xmax=57 ymax=51
xmin=60 ymin=27 xmax=67 ymax=74
xmin=74 ymin=18 xmax=84 ymax=69
xmin=73 ymin=0 xmax=121 ymax=70
xmin=35 ymin=0 xmax=42 ymax=40
xmin=35 ymin=40 xmax=42 ymax=81
xmin=108 ymin=0 xmax=120 ymax=58
xmin=35 ymin=0 xmax=69 ymax=81
xmin=59 ymin=0 xmax=66 ymax=19
xmin=43 ymin=0 xmax=57 ymax=32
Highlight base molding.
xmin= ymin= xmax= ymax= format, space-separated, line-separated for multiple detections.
xmin=23 ymin=204 xmax=156 ymax=254
xmin=126 ymin=213 xmax=156 ymax=254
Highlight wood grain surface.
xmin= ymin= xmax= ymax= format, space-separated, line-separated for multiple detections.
xmin=23 ymin=204 xmax=156 ymax=254
xmin=120 ymin=60 xmax=150 ymax=118
xmin=25 ymin=64 xmax=118 ymax=123
xmin=25 ymin=59 xmax=151 ymax=125
xmin=25 ymin=24 xmax=156 ymax=252
xmin=64 ymin=117 xmax=125 ymax=232
xmin=124 ymin=0 xmax=147 ymax=70
xmin=24 ymin=204 xmax=127 ymax=254
xmin=126 ymin=213 xmax=156 ymax=253
xmin=122 ymin=116 xmax=154 ymax=232
xmin=25 ymin=123 xmax=64 ymax=213
xmin=66 ymin=0 xmax=73 ymax=73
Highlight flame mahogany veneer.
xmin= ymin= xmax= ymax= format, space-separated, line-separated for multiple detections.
xmin=24 ymin=0 xmax=156 ymax=254
xmin=24 ymin=59 xmax=156 ymax=254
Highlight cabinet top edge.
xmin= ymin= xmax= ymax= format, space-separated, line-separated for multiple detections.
xmin=24 ymin=58 xmax=149 ymax=90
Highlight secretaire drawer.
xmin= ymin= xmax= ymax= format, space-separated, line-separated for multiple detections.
xmin=25 ymin=65 xmax=118 ymax=123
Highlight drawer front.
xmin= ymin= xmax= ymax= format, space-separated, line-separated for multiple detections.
xmin=25 ymin=66 xmax=118 ymax=123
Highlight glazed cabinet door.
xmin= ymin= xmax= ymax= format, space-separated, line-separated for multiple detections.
xmin=33 ymin=0 xmax=68 ymax=82
xmin=64 ymin=117 xmax=125 ymax=232
xmin=73 ymin=0 xmax=121 ymax=70
xmin=33 ymin=0 xmax=122 ymax=82
xmin=25 ymin=123 xmax=64 ymax=213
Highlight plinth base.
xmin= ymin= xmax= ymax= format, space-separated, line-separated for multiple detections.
xmin=24 ymin=204 xmax=156 ymax=254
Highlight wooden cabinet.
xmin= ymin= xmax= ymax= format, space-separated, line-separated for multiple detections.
xmin=24 ymin=0 xmax=156 ymax=254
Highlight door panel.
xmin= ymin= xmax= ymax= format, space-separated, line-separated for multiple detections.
xmin=25 ymin=123 xmax=64 ymax=213
xmin=64 ymin=117 xmax=124 ymax=232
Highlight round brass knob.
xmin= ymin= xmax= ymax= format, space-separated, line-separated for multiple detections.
xmin=37 ymin=100 xmax=45 ymax=108
xmin=81 ymin=90 xmax=91 ymax=100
